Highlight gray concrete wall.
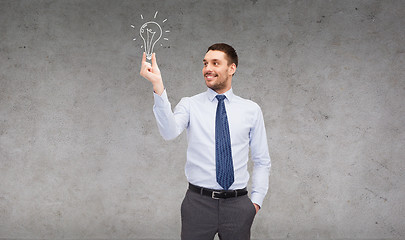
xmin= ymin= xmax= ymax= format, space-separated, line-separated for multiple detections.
xmin=0 ymin=0 xmax=404 ymax=239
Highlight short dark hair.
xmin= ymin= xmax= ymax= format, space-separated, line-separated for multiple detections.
xmin=207 ymin=43 xmax=238 ymax=68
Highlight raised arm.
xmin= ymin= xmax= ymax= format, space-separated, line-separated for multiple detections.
xmin=139 ymin=52 xmax=189 ymax=140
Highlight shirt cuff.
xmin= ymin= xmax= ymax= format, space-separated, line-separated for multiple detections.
xmin=250 ymin=192 xmax=265 ymax=209
xmin=153 ymin=89 xmax=169 ymax=107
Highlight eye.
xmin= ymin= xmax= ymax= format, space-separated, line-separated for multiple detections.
xmin=214 ymin=62 xmax=219 ymax=66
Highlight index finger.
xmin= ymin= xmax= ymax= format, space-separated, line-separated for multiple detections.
xmin=151 ymin=53 xmax=158 ymax=68
xmin=141 ymin=52 xmax=146 ymax=64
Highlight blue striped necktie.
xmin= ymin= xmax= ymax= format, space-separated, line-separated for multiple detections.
xmin=215 ymin=95 xmax=234 ymax=190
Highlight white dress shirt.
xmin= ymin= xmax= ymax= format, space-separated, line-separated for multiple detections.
xmin=152 ymin=88 xmax=271 ymax=207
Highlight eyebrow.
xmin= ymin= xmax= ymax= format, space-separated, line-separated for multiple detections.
xmin=203 ymin=58 xmax=221 ymax=62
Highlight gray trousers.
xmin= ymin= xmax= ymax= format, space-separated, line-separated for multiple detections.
xmin=181 ymin=189 xmax=256 ymax=240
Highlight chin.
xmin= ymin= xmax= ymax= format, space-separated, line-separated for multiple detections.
xmin=205 ymin=80 xmax=214 ymax=88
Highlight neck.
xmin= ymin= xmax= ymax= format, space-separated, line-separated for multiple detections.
xmin=213 ymin=86 xmax=231 ymax=94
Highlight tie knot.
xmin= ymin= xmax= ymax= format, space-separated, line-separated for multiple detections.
xmin=216 ymin=95 xmax=226 ymax=102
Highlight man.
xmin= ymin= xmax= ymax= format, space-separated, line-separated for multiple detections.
xmin=140 ymin=43 xmax=271 ymax=240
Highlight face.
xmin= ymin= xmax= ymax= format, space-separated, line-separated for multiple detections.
xmin=202 ymin=50 xmax=236 ymax=94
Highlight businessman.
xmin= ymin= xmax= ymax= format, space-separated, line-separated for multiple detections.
xmin=140 ymin=43 xmax=271 ymax=240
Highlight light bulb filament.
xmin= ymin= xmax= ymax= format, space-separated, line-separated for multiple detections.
xmin=147 ymin=29 xmax=156 ymax=57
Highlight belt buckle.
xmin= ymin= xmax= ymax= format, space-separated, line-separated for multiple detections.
xmin=212 ymin=191 xmax=221 ymax=199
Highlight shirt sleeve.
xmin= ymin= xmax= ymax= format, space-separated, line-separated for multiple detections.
xmin=249 ymin=105 xmax=271 ymax=208
xmin=152 ymin=89 xmax=190 ymax=140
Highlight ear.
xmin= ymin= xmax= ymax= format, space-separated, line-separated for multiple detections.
xmin=229 ymin=63 xmax=236 ymax=76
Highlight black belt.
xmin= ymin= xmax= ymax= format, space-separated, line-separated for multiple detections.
xmin=188 ymin=183 xmax=248 ymax=199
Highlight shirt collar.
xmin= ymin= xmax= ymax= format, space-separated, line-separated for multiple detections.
xmin=206 ymin=88 xmax=234 ymax=102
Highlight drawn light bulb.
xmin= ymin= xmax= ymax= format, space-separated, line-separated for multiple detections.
xmin=140 ymin=21 xmax=162 ymax=60
xmin=131 ymin=11 xmax=169 ymax=58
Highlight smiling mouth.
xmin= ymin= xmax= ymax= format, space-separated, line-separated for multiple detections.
xmin=204 ymin=72 xmax=218 ymax=80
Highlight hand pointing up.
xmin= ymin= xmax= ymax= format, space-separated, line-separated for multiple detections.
xmin=140 ymin=52 xmax=164 ymax=95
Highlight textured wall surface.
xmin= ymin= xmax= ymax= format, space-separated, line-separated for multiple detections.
xmin=1 ymin=0 xmax=404 ymax=239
